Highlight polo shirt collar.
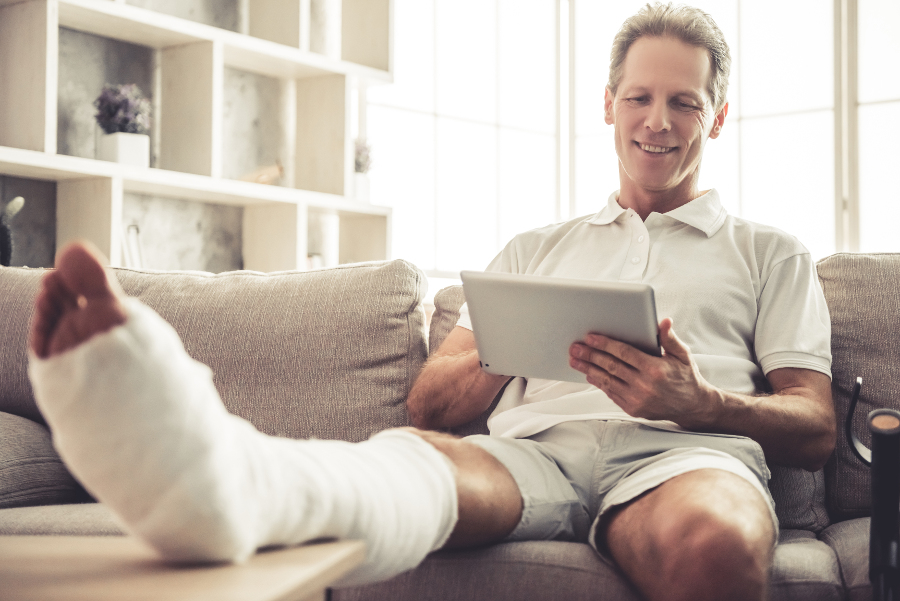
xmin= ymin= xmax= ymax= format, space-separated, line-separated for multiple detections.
xmin=585 ymin=189 xmax=727 ymax=238
xmin=583 ymin=192 xmax=629 ymax=226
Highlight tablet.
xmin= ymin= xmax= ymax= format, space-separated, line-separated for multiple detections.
xmin=460 ymin=271 xmax=661 ymax=383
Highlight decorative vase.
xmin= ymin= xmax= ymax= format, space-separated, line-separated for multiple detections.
xmin=354 ymin=172 xmax=370 ymax=202
xmin=97 ymin=132 xmax=150 ymax=168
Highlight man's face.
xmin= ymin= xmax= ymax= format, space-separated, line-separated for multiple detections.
xmin=604 ymin=36 xmax=727 ymax=201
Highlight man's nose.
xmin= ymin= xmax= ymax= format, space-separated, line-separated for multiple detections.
xmin=645 ymin=101 xmax=671 ymax=132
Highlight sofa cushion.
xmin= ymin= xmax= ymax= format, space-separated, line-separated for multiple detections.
xmin=0 ymin=412 xmax=91 ymax=509
xmin=334 ymin=541 xmax=643 ymax=601
xmin=0 ymin=260 xmax=428 ymax=443
xmin=770 ymin=529 xmax=844 ymax=601
xmin=429 ymin=285 xmax=831 ymax=531
xmin=335 ymin=534 xmax=842 ymax=601
xmin=817 ymin=253 xmax=900 ymax=519
xmin=819 ymin=517 xmax=870 ymax=601
xmin=768 ymin=465 xmax=830 ymax=532
xmin=0 ymin=503 xmax=124 ymax=535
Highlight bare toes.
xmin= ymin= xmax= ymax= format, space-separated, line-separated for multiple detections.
xmin=55 ymin=242 xmax=122 ymax=300
xmin=31 ymin=272 xmax=76 ymax=358
xmin=31 ymin=242 xmax=128 ymax=359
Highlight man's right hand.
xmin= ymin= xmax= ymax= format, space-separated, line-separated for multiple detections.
xmin=407 ymin=326 xmax=511 ymax=430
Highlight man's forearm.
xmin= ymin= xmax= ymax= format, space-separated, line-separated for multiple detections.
xmin=569 ymin=327 xmax=836 ymax=472
xmin=407 ymin=349 xmax=509 ymax=430
xmin=679 ymin=385 xmax=836 ymax=472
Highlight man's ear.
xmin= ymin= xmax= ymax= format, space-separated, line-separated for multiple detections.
xmin=604 ymin=88 xmax=615 ymax=125
xmin=709 ymin=101 xmax=728 ymax=139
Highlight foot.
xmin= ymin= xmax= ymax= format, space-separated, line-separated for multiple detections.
xmin=30 ymin=241 xmax=128 ymax=359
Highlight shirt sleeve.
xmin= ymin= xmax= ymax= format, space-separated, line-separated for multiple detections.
xmin=755 ymin=253 xmax=832 ymax=379
xmin=455 ymin=238 xmax=522 ymax=331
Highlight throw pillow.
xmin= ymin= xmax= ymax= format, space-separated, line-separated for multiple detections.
xmin=0 ymin=411 xmax=92 ymax=509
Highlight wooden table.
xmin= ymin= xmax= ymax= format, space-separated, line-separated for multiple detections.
xmin=0 ymin=535 xmax=365 ymax=601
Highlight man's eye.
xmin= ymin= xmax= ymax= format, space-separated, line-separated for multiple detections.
xmin=628 ymin=97 xmax=649 ymax=103
xmin=676 ymin=101 xmax=699 ymax=111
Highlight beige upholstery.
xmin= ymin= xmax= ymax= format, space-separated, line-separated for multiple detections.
xmin=0 ymin=261 xmax=428 ymax=443
xmin=0 ymin=412 xmax=90 ymax=509
xmin=818 ymin=253 xmax=900 ymax=519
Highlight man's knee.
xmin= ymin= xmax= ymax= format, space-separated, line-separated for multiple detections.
xmin=654 ymin=504 xmax=771 ymax=601
xmin=606 ymin=469 xmax=774 ymax=601
xmin=396 ymin=427 xmax=523 ymax=547
xmin=657 ymin=503 xmax=772 ymax=575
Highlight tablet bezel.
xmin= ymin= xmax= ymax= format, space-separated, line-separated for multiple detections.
xmin=460 ymin=271 xmax=661 ymax=383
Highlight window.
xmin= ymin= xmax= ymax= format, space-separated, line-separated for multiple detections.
xmin=366 ymin=0 xmax=558 ymax=288
xmin=857 ymin=0 xmax=900 ymax=252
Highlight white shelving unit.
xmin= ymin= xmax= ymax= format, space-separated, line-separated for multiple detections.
xmin=0 ymin=0 xmax=393 ymax=271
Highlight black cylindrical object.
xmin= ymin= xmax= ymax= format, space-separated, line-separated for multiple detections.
xmin=0 ymin=218 xmax=11 ymax=267
xmin=869 ymin=408 xmax=900 ymax=600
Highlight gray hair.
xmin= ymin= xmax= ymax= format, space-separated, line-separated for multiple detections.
xmin=608 ymin=3 xmax=731 ymax=112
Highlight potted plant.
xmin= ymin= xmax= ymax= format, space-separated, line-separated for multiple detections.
xmin=354 ymin=138 xmax=372 ymax=202
xmin=94 ymin=84 xmax=152 ymax=168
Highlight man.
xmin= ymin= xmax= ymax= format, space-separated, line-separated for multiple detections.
xmin=27 ymin=4 xmax=833 ymax=601
xmin=412 ymin=3 xmax=833 ymax=599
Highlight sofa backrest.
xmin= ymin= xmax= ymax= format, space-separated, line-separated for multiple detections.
xmin=818 ymin=253 xmax=900 ymax=520
xmin=0 ymin=260 xmax=428 ymax=443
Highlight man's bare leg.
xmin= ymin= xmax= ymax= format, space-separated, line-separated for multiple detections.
xmin=404 ymin=429 xmax=523 ymax=548
xmin=603 ymin=468 xmax=776 ymax=601
xmin=28 ymin=241 xmax=523 ymax=584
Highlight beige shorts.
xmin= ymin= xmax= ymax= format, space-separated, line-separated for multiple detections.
xmin=465 ymin=420 xmax=777 ymax=561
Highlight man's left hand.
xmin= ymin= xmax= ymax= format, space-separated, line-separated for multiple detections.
xmin=568 ymin=317 xmax=719 ymax=428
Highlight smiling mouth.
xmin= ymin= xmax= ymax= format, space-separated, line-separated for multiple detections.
xmin=636 ymin=142 xmax=676 ymax=154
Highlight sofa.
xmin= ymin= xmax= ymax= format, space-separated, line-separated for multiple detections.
xmin=0 ymin=252 xmax=898 ymax=600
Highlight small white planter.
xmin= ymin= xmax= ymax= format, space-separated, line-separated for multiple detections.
xmin=97 ymin=132 xmax=150 ymax=168
xmin=354 ymin=172 xmax=370 ymax=202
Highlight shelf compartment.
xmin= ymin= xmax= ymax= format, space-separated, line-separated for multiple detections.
xmin=160 ymin=40 xmax=222 ymax=177
xmin=56 ymin=0 xmax=391 ymax=83
xmin=57 ymin=176 xmax=124 ymax=265
xmin=296 ymin=74 xmax=352 ymax=196
xmin=342 ymin=0 xmax=392 ymax=73
xmin=0 ymin=0 xmax=58 ymax=153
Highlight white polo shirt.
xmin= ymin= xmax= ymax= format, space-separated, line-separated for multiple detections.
xmin=456 ymin=190 xmax=832 ymax=439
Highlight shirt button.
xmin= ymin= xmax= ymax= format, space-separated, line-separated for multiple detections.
xmin=638 ymin=235 xmax=645 ymax=243
xmin=631 ymin=257 xmax=640 ymax=264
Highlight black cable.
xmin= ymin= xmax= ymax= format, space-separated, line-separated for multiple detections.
xmin=846 ymin=377 xmax=871 ymax=465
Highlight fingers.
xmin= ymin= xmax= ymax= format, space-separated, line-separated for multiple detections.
xmin=658 ymin=318 xmax=691 ymax=363
xmin=568 ymin=344 xmax=636 ymax=397
xmin=573 ymin=333 xmax=652 ymax=370
xmin=567 ymin=351 xmax=644 ymax=414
